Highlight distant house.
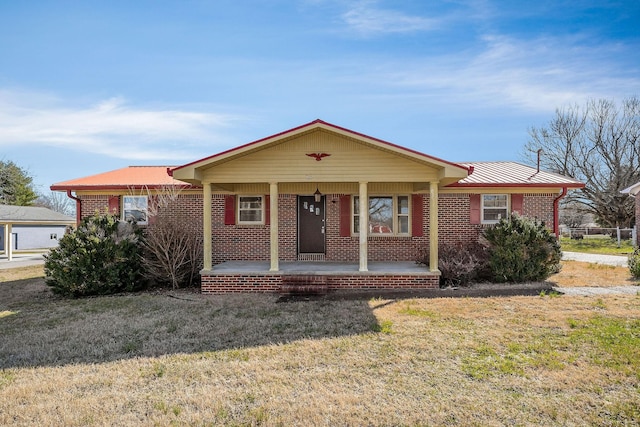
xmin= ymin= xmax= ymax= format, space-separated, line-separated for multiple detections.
xmin=0 ymin=205 xmax=76 ymax=261
xmin=51 ymin=119 xmax=584 ymax=293
xmin=621 ymin=182 xmax=640 ymax=243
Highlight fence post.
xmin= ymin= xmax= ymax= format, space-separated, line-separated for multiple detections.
xmin=616 ymin=227 xmax=621 ymax=248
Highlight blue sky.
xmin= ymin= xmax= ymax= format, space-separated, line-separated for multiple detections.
xmin=0 ymin=0 xmax=638 ymax=194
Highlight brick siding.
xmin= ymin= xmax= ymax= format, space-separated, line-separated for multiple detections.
xmin=78 ymin=192 xmax=556 ymax=263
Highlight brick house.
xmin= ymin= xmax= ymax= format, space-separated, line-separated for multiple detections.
xmin=51 ymin=119 xmax=584 ymax=293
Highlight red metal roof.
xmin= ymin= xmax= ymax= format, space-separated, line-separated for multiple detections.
xmin=50 ymin=166 xmax=195 ymax=191
xmin=449 ymin=162 xmax=584 ymax=188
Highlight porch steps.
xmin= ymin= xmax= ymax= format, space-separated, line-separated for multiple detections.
xmin=297 ymin=253 xmax=325 ymax=261
xmin=279 ymin=275 xmax=329 ymax=296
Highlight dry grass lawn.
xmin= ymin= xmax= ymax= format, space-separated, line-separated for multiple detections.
xmin=1 ymin=263 xmax=639 ymax=426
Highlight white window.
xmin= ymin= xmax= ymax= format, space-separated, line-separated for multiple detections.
xmin=123 ymin=196 xmax=148 ymax=224
xmin=482 ymin=194 xmax=509 ymax=224
xmin=353 ymin=195 xmax=410 ymax=235
xmin=238 ymin=196 xmax=264 ymax=224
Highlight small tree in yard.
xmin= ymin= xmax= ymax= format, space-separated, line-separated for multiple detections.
xmin=44 ymin=213 xmax=145 ymax=297
xmin=137 ymin=185 xmax=203 ymax=289
xmin=482 ymin=213 xmax=561 ymax=283
xmin=142 ymin=214 xmax=203 ymax=289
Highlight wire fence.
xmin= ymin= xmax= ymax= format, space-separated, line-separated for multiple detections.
xmin=561 ymin=226 xmax=637 ymax=247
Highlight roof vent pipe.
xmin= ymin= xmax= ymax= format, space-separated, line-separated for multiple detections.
xmin=537 ymin=149 xmax=543 ymax=173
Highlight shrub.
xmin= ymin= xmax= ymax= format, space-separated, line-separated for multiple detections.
xmin=141 ymin=214 xmax=203 ymax=289
xmin=417 ymin=241 xmax=490 ymax=287
xmin=628 ymin=248 xmax=640 ymax=279
xmin=482 ymin=213 xmax=561 ymax=283
xmin=44 ymin=213 xmax=145 ymax=297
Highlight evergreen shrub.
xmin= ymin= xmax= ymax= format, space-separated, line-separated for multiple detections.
xmin=44 ymin=213 xmax=145 ymax=297
xmin=482 ymin=213 xmax=561 ymax=283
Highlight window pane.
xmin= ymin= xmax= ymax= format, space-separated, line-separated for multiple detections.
xmin=484 ymin=209 xmax=508 ymax=222
xmin=239 ymin=210 xmax=262 ymax=222
xmin=353 ymin=196 xmax=360 ymax=215
xmin=123 ymin=196 xmax=147 ymax=223
xmin=484 ymin=195 xmax=507 ymax=208
xmin=369 ymin=197 xmax=393 ymax=234
xmin=238 ymin=196 xmax=263 ymax=223
xmin=397 ymin=196 xmax=409 ymax=214
xmin=239 ymin=196 xmax=262 ymax=209
xmin=354 ymin=216 xmax=360 ymax=234
xmin=398 ymin=216 xmax=409 ymax=234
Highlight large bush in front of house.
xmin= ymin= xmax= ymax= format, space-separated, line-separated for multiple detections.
xmin=44 ymin=213 xmax=145 ymax=297
xmin=482 ymin=213 xmax=561 ymax=283
xmin=417 ymin=241 xmax=490 ymax=287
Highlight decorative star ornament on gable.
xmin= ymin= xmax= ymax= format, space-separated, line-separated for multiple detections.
xmin=306 ymin=153 xmax=331 ymax=161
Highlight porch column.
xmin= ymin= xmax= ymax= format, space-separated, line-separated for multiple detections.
xmin=359 ymin=181 xmax=368 ymax=272
xmin=429 ymin=181 xmax=439 ymax=272
xmin=269 ymin=182 xmax=279 ymax=271
xmin=203 ymin=183 xmax=212 ymax=270
xmin=5 ymin=223 xmax=12 ymax=261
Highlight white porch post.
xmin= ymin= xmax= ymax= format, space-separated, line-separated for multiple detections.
xmin=5 ymin=223 xmax=13 ymax=262
xmin=203 ymin=183 xmax=212 ymax=270
xmin=269 ymin=182 xmax=279 ymax=271
xmin=429 ymin=181 xmax=439 ymax=272
xmin=359 ymin=181 xmax=368 ymax=272
xmin=4 ymin=223 xmax=13 ymax=261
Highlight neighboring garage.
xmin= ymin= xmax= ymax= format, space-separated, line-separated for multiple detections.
xmin=0 ymin=205 xmax=75 ymax=261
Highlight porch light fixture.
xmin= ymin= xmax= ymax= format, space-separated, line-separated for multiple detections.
xmin=314 ymin=187 xmax=322 ymax=203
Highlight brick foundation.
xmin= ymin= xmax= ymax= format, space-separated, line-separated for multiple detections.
xmin=200 ymin=271 xmax=440 ymax=294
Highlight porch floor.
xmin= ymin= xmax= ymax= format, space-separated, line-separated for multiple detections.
xmin=205 ymin=261 xmax=435 ymax=275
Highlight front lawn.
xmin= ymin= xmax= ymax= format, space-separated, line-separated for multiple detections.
xmin=1 ymin=265 xmax=639 ymax=426
xmin=560 ymin=235 xmax=634 ymax=255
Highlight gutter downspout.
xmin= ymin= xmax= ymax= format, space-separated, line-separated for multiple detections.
xmin=553 ymin=187 xmax=568 ymax=237
xmin=66 ymin=190 xmax=82 ymax=226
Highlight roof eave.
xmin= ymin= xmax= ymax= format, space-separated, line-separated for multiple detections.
xmin=50 ymin=184 xmax=197 ymax=192
xmin=446 ymin=182 xmax=585 ymax=189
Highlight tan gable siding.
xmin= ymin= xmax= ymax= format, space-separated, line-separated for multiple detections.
xmin=202 ymin=129 xmax=440 ymax=184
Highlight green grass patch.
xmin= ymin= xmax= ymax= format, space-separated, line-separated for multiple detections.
xmin=569 ymin=316 xmax=640 ymax=378
xmin=560 ymin=236 xmax=634 ymax=255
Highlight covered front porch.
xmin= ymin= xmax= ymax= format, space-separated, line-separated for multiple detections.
xmin=200 ymin=260 xmax=441 ymax=294
xmin=169 ymin=120 xmax=472 ymax=294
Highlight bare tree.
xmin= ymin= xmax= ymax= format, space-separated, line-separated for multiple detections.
xmin=35 ymin=191 xmax=75 ymax=216
xmin=523 ymin=97 xmax=640 ymax=228
xmin=134 ymin=185 xmax=203 ymax=289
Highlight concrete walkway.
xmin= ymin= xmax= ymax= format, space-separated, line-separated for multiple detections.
xmin=562 ymin=251 xmax=628 ymax=267
xmin=555 ymin=286 xmax=639 ymax=296
xmin=0 ymin=253 xmax=46 ymax=269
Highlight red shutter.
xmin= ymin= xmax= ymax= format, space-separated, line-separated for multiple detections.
xmin=108 ymin=196 xmax=120 ymax=216
xmin=265 ymin=195 xmax=270 ymax=225
xmin=470 ymin=194 xmax=481 ymax=225
xmin=224 ymin=195 xmax=236 ymax=225
xmin=511 ymin=194 xmax=523 ymax=215
xmin=411 ymin=194 xmax=424 ymax=237
xmin=339 ymin=195 xmax=351 ymax=237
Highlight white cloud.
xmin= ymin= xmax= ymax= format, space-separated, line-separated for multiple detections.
xmin=369 ymin=34 xmax=640 ymax=112
xmin=0 ymin=92 xmax=239 ymax=161
xmin=341 ymin=1 xmax=441 ymax=35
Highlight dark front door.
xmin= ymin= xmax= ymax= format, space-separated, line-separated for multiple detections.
xmin=298 ymin=196 xmax=326 ymax=254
